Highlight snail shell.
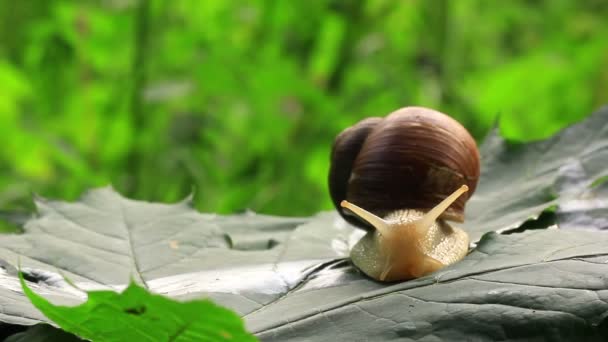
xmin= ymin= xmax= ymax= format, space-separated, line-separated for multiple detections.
xmin=329 ymin=107 xmax=480 ymax=281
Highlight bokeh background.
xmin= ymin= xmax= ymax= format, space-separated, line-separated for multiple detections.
xmin=1 ymin=0 xmax=608 ymax=222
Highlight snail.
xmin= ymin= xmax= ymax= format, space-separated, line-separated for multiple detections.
xmin=329 ymin=106 xmax=480 ymax=281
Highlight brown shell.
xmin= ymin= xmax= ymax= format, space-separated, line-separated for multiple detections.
xmin=329 ymin=107 xmax=480 ymax=229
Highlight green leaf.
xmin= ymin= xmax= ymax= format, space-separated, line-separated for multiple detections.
xmin=19 ymin=274 xmax=257 ymax=342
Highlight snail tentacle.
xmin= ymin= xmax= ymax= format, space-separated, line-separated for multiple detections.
xmin=415 ymin=185 xmax=469 ymax=235
xmin=340 ymin=200 xmax=391 ymax=238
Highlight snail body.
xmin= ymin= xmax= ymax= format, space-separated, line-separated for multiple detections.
xmin=329 ymin=107 xmax=480 ymax=281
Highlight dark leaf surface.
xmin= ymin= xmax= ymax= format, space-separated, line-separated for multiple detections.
xmin=0 ymin=188 xmax=352 ymax=326
xmin=250 ymin=230 xmax=608 ymax=341
xmin=3 ymin=324 xmax=82 ymax=342
xmin=466 ymin=106 xmax=608 ymax=240
xmin=556 ymin=181 xmax=608 ymax=231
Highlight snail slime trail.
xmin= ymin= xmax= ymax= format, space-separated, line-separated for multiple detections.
xmin=329 ymin=107 xmax=479 ymax=281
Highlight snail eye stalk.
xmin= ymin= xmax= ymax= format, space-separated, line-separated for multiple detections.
xmin=340 ymin=200 xmax=391 ymax=237
xmin=414 ymin=185 xmax=469 ymax=235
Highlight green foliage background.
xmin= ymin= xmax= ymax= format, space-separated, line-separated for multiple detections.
xmin=1 ymin=0 xmax=607 ymax=219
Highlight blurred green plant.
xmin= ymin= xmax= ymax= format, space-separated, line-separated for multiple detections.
xmin=0 ymin=0 xmax=607 ymax=222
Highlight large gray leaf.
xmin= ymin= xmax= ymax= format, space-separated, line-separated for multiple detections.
xmin=249 ymin=229 xmax=608 ymax=341
xmin=2 ymin=107 xmax=608 ymax=341
xmin=557 ymin=181 xmax=608 ymax=231
xmin=0 ymin=188 xmax=356 ymax=326
xmin=466 ymin=106 xmax=608 ymax=240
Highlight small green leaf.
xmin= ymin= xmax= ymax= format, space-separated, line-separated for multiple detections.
xmin=20 ymin=273 xmax=257 ymax=342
